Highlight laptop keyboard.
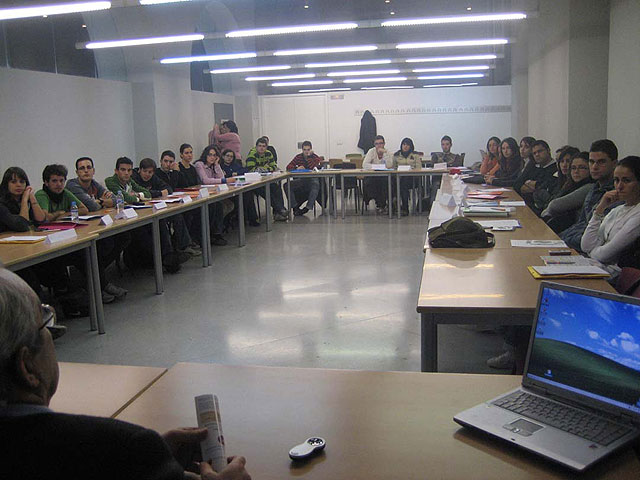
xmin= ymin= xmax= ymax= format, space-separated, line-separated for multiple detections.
xmin=492 ymin=391 xmax=632 ymax=446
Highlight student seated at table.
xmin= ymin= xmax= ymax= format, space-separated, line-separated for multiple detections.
xmin=221 ymin=149 xmax=260 ymax=227
xmin=133 ymin=159 xmax=201 ymax=257
xmin=106 ymin=157 xmax=187 ymax=273
xmin=262 ymin=135 xmax=278 ymax=165
xmin=66 ymin=157 xmax=130 ymax=301
xmin=363 ymin=135 xmax=393 ymax=214
xmin=392 ymin=137 xmax=421 ymax=216
xmin=480 ymin=136 xmax=501 ymax=176
xmin=560 ymin=139 xmax=619 ymax=251
xmin=581 ymin=156 xmax=640 ymax=278
xmin=431 ymin=135 xmax=463 ymax=167
xmin=194 ymin=146 xmax=230 ymax=245
xmin=519 ymin=136 xmax=536 ymax=165
xmin=512 ymin=139 xmax=558 ymax=213
xmin=245 ymin=137 xmax=288 ymax=222
xmin=484 ymin=137 xmax=523 ymax=187
xmin=533 ymin=146 xmax=579 ymax=210
xmin=155 ymin=150 xmax=186 ymax=191
xmin=286 ymin=140 xmax=322 ymax=216
xmin=0 ymin=268 xmax=252 ymax=480
xmin=35 ymin=164 xmax=88 ymax=221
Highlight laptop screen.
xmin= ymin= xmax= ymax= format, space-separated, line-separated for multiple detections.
xmin=526 ymin=285 xmax=640 ymax=415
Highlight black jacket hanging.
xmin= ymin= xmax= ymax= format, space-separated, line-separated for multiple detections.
xmin=358 ymin=110 xmax=377 ymax=153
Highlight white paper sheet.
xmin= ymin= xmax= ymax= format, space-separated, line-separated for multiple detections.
xmin=477 ymin=219 xmax=522 ymax=228
xmin=511 ymin=240 xmax=567 ymax=248
xmin=531 ymin=265 xmax=609 ymax=276
xmin=499 ymin=201 xmax=526 ymax=207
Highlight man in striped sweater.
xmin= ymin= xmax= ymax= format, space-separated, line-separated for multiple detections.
xmin=286 ymin=141 xmax=322 ymax=216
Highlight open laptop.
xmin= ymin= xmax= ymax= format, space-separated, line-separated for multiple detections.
xmin=454 ymin=282 xmax=640 ymax=472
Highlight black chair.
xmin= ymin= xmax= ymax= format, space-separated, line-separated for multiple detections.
xmin=333 ymin=162 xmax=360 ymax=213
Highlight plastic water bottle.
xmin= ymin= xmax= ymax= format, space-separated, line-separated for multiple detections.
xmin=70 ymin=201 xmax=79 ymax=222
xmin=116 ymin=190 xmax=124 ymax=215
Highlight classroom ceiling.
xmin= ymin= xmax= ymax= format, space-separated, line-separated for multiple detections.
xmin=2 ymin=0 xmax=535 ymax=94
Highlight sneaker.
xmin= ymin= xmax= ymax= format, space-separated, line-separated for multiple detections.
xmin=163 ymin=252 xmax=183 ymax=272
xmin=248 ymin=219 xmax=261 ymax=227
xmin=487 ymin=350 xmax=515 ymax=369
xmin=293 ymin=207 xmax=305 ymax=216
xmin=104 ymin=282 xmax=127 ymax=299
xmin=180 ymin=245 xmax=202 ymax=257
xmin=211 ymin=234 xmax=228 ymax=246
xmin=299 ymin=206 xmax=310 ymax=215
xmin=274 ymin=212 xmax=288 ymax=222
xmin=177 ymin=251 xmax=191 ymax=263
xmin=101 ymin=290 xmax=116 ymax=304
xmin=401 ymin=209 xmax=409 ymax=217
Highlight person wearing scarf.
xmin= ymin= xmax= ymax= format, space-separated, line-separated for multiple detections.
xmin=392 ymin=138 xmax=421 ymax=216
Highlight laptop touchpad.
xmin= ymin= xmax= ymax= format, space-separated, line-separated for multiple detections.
xmin=503 ymin=419 xmax=544 ymax=437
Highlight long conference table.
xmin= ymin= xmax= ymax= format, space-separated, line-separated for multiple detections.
xmin=417 ymin=176 xmax=616 ymax=372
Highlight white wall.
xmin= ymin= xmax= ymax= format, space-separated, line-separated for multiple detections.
xmin=0 ymin=67 xmax=135 ymax=187
xmin=260 ymin=86 xmax=512 ymax=168
xmin=607 ymin=0 xmax=640 ymax=157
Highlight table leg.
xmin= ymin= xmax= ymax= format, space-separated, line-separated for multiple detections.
xmin=265 ymin=182 xmax=272 ymax=232
xmin=200 ymin=204 xmax=209 ymax=268
xmin=152 ymin=217 xmax=164 ymax=295
xmin=418 ymin=176 xmax=423 ymax=214
xmin=396 ymin=174 xmax=401 ymax=219
xmin=287 ymin=177 xmax=293 ymax=221
xmin=341 ymin=174 xmax=346 ymax=219
xmin=84 ymin=247 xmax=97 ymax=332
xmin=388 ymin=174 xmax=392 ymax=219
xmin=88 ymin=241 xmax=105 ymax=333
xmin=237 ymin=193 xmax=246 ymax=247
xmin=333 ymin=175 xmax=338 ymax=218
xmin=421 ymin=312 xmax=438 ymax=372
xmin=320 ymin=176 xmax=325 ymax=216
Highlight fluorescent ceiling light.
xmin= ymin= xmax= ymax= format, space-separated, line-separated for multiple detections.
xmin=139 ymin=0 xmax=190 ymax=4
xmin=327 ymin=69 xmax=400 ymax=77
xmin=272 ymin=80 xmax=334 ymax=87
xmin=417 ymin=73 xmax=484 ymax=80
xmin=406 ymin=54 xmax=497 ymax=63
xmin=412 ymin=65 xmax=490 ymax=73
xmin=424 ymin=82 xmax=479 ymax=88
xmin=0 ymin=1 xmax=110 ymax=20
xmin=86 ymin=33 xmax=203 ymax=49
xmin=210 ymin=65 xmax=291 ymax=74
xmin=305 ymin=59 xmax=392 ymax=68
xmin=246 ymin=73 xmax=315 ymax=82
xmin=299 ymin=87 xmax=352 ymax=93
xmin=343 ymin=76 xmax=408 ymax=84
xmin=161 ymin=52 xmax=257 ymax=64
xmin=227 ymin=22 xmax=358 ymax=38
xmin=274 ymin=45 xmax=377 ymax=56
xmin=382 ymin=12 xmax=526 ymax=27
xmin=397 ymin=39 xmax=508 ymax=49
xmin=361 ymin=86 xmax=414 ymax=90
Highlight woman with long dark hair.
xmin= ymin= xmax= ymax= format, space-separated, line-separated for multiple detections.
xmin=485 ymin=137 xmax=524 ymax=187
xmin=392 ymin=137 xmax=421 ymax=216
xmin=0 ymin=167 xmax=46 ymax=232
xmin=480 ymin=136 xmax=501 ymax=176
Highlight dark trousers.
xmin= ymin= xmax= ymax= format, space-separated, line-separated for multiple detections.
xmin=363 ymin=177 xmax=388 ymax=208
xmin=256 ymin=182 xmax=286 ymax=213
xmin=392 ymin=177 xmax=414 ymax=211
xmin=232 ymin=192 xmax=258 ymax=223
xmin=288 ymin=178 xmax=320 ymax=209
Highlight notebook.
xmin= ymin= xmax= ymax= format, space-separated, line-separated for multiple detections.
xmin=454 ymin=282 xmax=640 ymax=471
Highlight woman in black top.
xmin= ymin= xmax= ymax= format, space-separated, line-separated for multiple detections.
xmin=178 ymin=143 xmax=200 ymax=187
xmin=486 ymin=137 xmax=524 ymax=187
xmin=0 ymin=167 xmax=46 ymax=232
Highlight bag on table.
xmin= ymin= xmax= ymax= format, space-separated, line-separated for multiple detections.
xmin=428 ymin=217 xmax=495 ymax=248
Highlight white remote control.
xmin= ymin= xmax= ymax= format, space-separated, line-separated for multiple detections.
xmin=289 ymin=437 xmax=326 ymax=460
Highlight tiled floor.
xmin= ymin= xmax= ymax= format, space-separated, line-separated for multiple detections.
xmin=56 ymin=209 xmax=507 ymax=374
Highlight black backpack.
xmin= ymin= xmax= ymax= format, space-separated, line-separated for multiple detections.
xmin=428 ymin=216 xmax=495 ymax=248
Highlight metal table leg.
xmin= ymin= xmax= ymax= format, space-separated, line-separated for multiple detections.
xmin=333 ymin=175 xmax=338 ymax=218
xmin=88 ymin=240 xmax=105 ymax=333
xmin=84 ymin=247 xmax=97 ymax=332
xmin=152 ymin=217 xmax=164 ymax=295
xmin=341 ymin=174 xmax=346 ymax=219
xmin=396 ymin=174 xmax=401 ymax=219
xmin=388 ymin=174 xmax=393 ymax=219
xmin=237 ymin=193 xmax=246 ymax=247
xmin=200 ymin=204 xmax=209 ymax=268
xmin=265 ymin=183 xmax=272 ymax=232
xmin=287 ymin=177 xmax=293 ymax=221
xmin=421 ymin=312 xmax=438 ymax=372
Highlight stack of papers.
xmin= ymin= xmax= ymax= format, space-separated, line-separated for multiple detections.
xmin=477 ymin=219 xmax=522 ymax=229
xmin=540 ymin=255 xmax=594 ymax=266
xmin=0 ymin=236 xmax=46 ymax=244
xmin=528 ymin=265 xmax=610 ymax=279
xmin=462 ymin=206 xmax=511 ymax=217
xmin=511 ymin=240 xmax=567 ymax=248
xmin=499 ymin=200 xmax=526 ymax=207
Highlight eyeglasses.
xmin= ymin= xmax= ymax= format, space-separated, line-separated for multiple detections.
xmin=39 ymin=304 xmax=66 ymax=340
xmin=588 ymin=159 xmax=610 ymax=167
xmin=570 ymin=165 xmax=589 ymax=171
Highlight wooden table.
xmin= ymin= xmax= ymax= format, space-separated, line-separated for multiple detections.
xmin=417 ymin=243 xmax=616 ymax=372
xmin=116 ymin=362 xmax=639 ymax=479
xmin=50 ymin=362 xmax=166 ymax=418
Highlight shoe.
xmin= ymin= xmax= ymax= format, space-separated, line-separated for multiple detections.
xmin=274 ymin=212 xmax=288 ymax=222
xmin=401 ymin=209 xmax=409 ymax=217
xmin=211 ymin=234 xmax=228 ymax=246
xmin=162 ymin=252 xmax=182 ymax=273
xmin=248 ymin=219 xmax=261 ymax=227
xmin=101 ymin=290 xmax=116 ymax=304
xmin=487 ymin=350 xmax=515 ymax=369
xmin=180 ymin=245 xmax=202 ymax=257
xmin=299 ymin=206 xmax=309 ymax=215
xmin=293 ymin=207 xmax=304 ymax=216
xmin=104 ymin=282 xmax=127 ymax=299
xmin=177 ymin=251 xmax=191 ymax=263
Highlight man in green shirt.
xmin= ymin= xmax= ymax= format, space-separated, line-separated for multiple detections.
xmin=104 ymin=157 xmax=151 ymax=203
xmin=35 ymin=164 xmax=89 ymax=222
xmin=245 ymin=137 xmax=288 ymax=221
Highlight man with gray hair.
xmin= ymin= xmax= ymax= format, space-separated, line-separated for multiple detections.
xmin=0 ymin=269 xmax=251 ymax=480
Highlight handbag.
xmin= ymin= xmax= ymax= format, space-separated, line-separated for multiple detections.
xmin=428 ymin=216 xmax=495 ymax=248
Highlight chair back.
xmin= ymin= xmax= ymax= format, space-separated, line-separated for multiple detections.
xmin=616 ymin=267 xmax=640 ymax=297
xmin=329 ymin=158 xmax=342 ymax=167
xmin=345 ymin=155 xmax=364 ymax=169
xmin=334 ymin=162 xmax=356 ymax=170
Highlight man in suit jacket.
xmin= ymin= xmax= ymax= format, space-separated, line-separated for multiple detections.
xmin=0 ymin=268 xmax=251 ymax=480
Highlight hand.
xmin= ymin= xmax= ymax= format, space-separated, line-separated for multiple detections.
xmin=161 ymin=189 xmax=169 ymax=197
xmin=162 ymin=427 xmax=208 ymax=470
xmin=22 ymin=187 xmax=32 ymax=204
xmin=171 ymin=162 xmax=181 ymax=172
xmin=226 ymin=177 xmax=236 ymax=185
xmin=595 ymin=190 xmax=619 ymax=215
xmin=200 ymin=456 xmax=251 ymax=480
xmin=484 ymin=175 xmax=494 ymax=185
xmin=521 ymin=180 xmax=536 ymax=194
